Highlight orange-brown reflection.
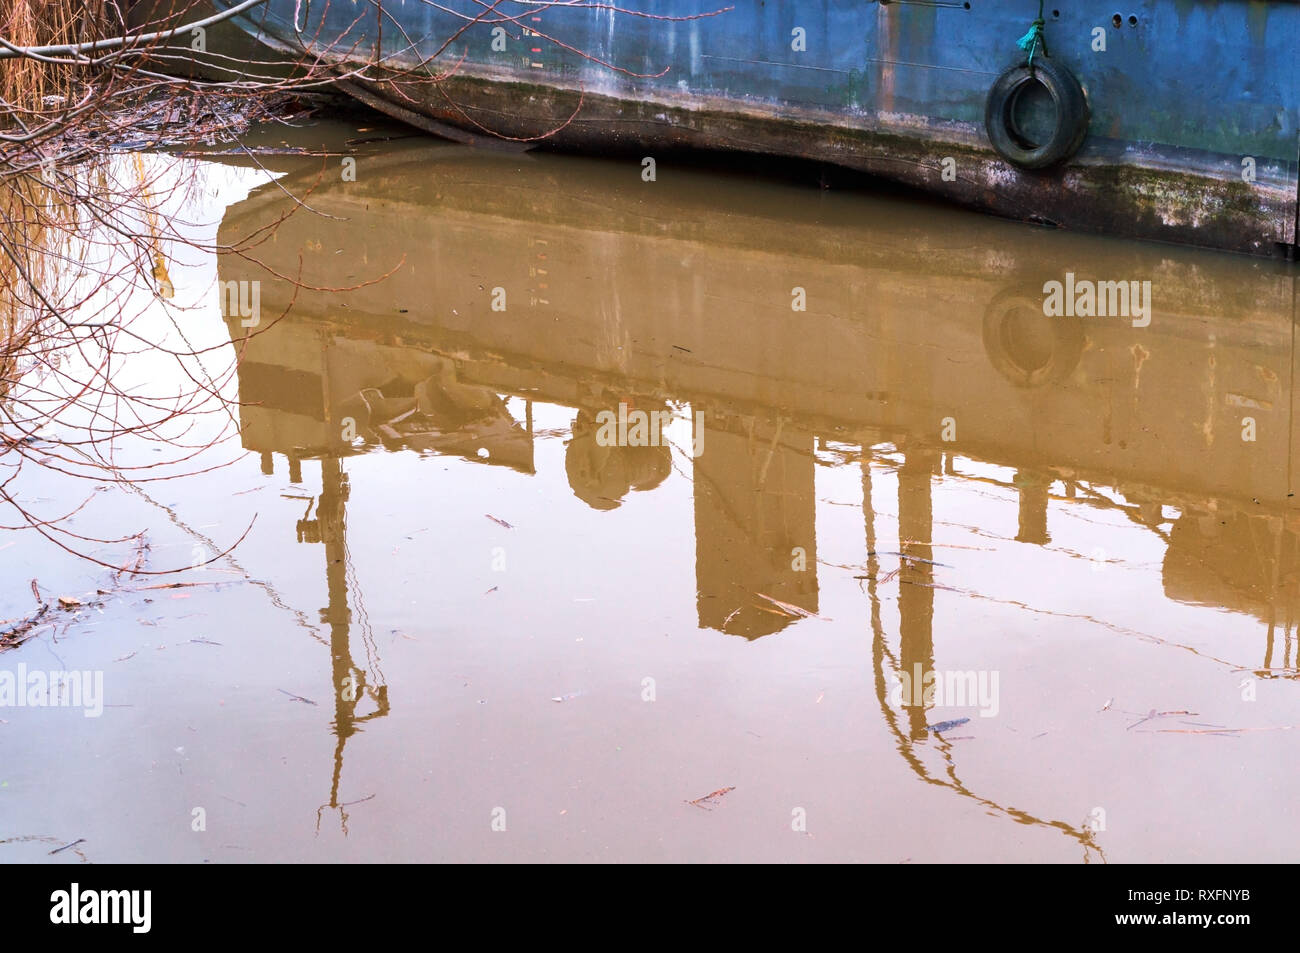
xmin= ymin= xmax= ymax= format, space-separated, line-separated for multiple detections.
xmin=217 ymin=142 xmax=1300 ymax=847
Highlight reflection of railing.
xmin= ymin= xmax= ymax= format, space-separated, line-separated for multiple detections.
xmin=266 ymin=448 xmax=392 ymax=833
xmin=869 ymin=631 xmax=1107 ymax=863
xmin=229 ymin=313 xmax=1300 ymax=854
xmin=231 ymin=299 xmax=1300 ymax=672
xmin=859 ymin=452 xmax=1107 ymax=862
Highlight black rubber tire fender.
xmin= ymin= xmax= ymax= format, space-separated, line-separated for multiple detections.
xmin=984 ymin=55 xmax=1089 ymax=170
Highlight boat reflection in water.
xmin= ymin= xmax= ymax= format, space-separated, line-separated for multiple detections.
xmin=218 ymin=144 xmax=1300 ymax=858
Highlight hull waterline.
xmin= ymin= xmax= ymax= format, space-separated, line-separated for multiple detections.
xmin=161 ymin=0 xmax=1300 ymax=257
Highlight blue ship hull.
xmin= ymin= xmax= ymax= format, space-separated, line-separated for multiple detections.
xmin=203 ymin=1 xmax=1300 ymax=255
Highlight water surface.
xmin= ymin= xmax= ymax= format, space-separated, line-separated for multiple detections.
xmin=3 ymin=122 xmax=1298 ymax=863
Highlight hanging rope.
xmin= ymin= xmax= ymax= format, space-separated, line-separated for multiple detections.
xmin=1016 ymin=0 xmax=1048 ymax=69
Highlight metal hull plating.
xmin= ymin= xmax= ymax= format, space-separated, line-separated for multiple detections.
xmin=211 ymin=1 xmax=1300 ymax=255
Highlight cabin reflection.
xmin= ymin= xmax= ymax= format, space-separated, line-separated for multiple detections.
xmin=694 ymin=415 xmax=817 ymax=638
xmin=225 ymin=298 xmax=1300 ymax=676
xmin=216 ymin=144 xmax=1300 ymax=845
xmin=565 ymin=403 xmax=672 ymax=510
xmin=216 ymin=145 xmax=1300 ymax=671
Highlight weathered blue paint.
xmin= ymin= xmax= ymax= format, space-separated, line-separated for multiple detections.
xmin=216 ymin=1 xmax=1300 ymax=254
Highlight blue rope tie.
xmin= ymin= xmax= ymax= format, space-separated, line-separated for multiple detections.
xmin=1016 ymin=1 xmax=1048 ymax=68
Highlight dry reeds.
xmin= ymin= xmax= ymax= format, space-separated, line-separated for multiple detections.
xmin=0 ymin=0 xmax=105 ymax=117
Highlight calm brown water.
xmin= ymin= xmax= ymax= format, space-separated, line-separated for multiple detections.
xmin=3 ymin=119 xmax=1298 ymax=863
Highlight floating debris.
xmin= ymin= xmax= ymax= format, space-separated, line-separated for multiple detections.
xmin=1126 ymin=709 xmax=1197 ymax=731
xmin=686 ymin=786 xmax=736 ymax=809
xmin=277 ymin=689 xmax=318 ymax=706
xmin=867 ymin=551 xmax=955 ymax=568
xmin=925 ymin=718 xmax=971 ymax=733
xmin=1152 ymin=723 xmax=1300 ymax=735
xmin=0 ymin=604 xmax=50 ymax=647
xmin=753 ymin=591 xmax=828 ymax=621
